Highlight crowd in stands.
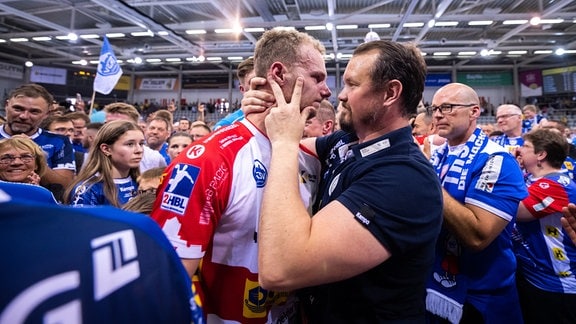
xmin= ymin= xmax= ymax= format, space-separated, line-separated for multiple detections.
xmin=3 ymin=29 xmax=576 ymax=324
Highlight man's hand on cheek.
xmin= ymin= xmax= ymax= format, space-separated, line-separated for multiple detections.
xmin=241 ymin=77 xmax=276 ymax=115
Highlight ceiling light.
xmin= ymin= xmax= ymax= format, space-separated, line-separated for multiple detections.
xmin=24 ymin=61 xmax=33 ymax=67
xmin=227 ymin=56 xmax=243 ymax=61
xmin=480 ymin=49 xmax=490 ymax=56
xmin=468 ymin=21 xmax=493 ymax=26
xmin=244 ymin=27 xmax=265 ymax=32
xmin=428 ymin=19 xmax=436 ymax=28
xmin=186 ymin=29 xmax=207 ymax=35
xmin=326 ymin=22 xmax=334 ymax=30
xmin=106 ymin=33 xmax=125 ymax=38
xmin=368 ymin=24 xmax=391 ymax=29
xmin=67 ymin=32 xmax=78 ymax=41
xmin=206 ymin=57 xmax=222 ymax=61
xmin=165 ymin=58 xmax=181 ymax=62
xmin=305 ymin=25 xmax=326 ymax=30
xmin=539 ymin=19 xmax=564 ymax=24
xmin=215 ymin=28 xmax=234 ymax=33
xmin=274 ymin=26 xmax=295 ymax=31
xmin=131 ymin=30 xmax=154 ymax=37
xmin=134 ymin=57 xmax=143 ymax=64
xmin=80 ymin=34 xmax=100 ymax=39
xmin=157 ymin=31 xmax=169 ymax=36
xmin=534 ymin=50 xmax=553 ymax=54
xmin=325 ymin=53 xmax=335 ymax=60
xmin=364 ymin=31 xmax=380 ymax=42
xmin=9 ymin=38 xmax=28 ymax=42
xmin=508 ymin=50 xmax=527 ymax=55
xmin=0 ymin=39 xmax=6 ymax=43
xmin=336 ymin=25 xmax=358 ymax=30
xmin=458 ymin=51 xmax=477 ymax=56
xmin=32 ymin=36 xmax=52 ymax=41
xmin=530 ymin=17 xmax=541 ymax=25
xmin=433 ymin=52 xmax=451 ymax=56
xmin=434 ymin=21 xmax=459 ymax=27
xmin=502 ymin=20 xmax=528 ymax=25
xmin=403 ymin=22 xmax=424 ymax=28
xmin=555 ymin=48 xmax=565 ymax=55
xmin=146 ymin=58 xmax=162 ymax=63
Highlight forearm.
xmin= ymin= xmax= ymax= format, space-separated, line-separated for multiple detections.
xmin=259 ymin=142 xmax=312 ymax=287
xmin=442 ymin=189 xmax=491 ymax=251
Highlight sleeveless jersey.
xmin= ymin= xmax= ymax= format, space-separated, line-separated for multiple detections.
xmin=151 ymin=119 xmax=321 ymax=323
xmin=513 ymin=172 xmax=576 ymax=293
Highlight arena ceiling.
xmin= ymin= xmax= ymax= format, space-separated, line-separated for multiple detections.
xmin=1 ymin=0 xmax=576 ymax=76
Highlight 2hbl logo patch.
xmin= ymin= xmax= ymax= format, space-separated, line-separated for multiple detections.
xmin=161 ymin=164 xmax=199 ymax=214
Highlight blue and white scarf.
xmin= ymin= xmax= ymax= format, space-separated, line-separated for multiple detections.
xmin=427 ymin=128 xmax=489 ymax=323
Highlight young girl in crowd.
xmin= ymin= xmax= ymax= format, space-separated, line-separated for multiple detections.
xmin=167 ymin=132 xmax=193 ymax=160
xmin=64 ymin=120 xmax=144 ymax=207
xmin=0 ymin=136 xmax=47 ymax=185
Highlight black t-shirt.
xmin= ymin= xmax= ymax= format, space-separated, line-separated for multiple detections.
xmin=301 ymin=127 xmax=443 ymax=323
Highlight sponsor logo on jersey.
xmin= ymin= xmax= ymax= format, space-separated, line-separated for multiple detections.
xmin=243 ymin=279 xmax=289 ymax=319
xmin=253 ymin=159 xmax=267 ymax=188
xmin=186 ymin=144 xmax=205 ymax=159
xmin=161 ymin=164 xmax=199 ymax=214
xmin=475 ymin=154 xmax=503 ymax=193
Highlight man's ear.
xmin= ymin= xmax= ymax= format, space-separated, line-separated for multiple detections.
xmin=269 ymin=62 xmax=286 ymax=85
xmin=383 ymin=80 xmax=402 ymax=106
xmin=323 ymin=120 xmax=334 ymax=135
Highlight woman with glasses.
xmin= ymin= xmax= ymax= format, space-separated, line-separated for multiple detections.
xmin=0 ymin=136 xmax=47 ymax=185
xmin=514 ymin=128 xmax=576 ymax=323
xmin=63 ymin=120 xmax=144 ymax=207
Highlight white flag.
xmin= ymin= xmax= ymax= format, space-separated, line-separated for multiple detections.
xmin=94 ymin=36 xmax=123 ymax=95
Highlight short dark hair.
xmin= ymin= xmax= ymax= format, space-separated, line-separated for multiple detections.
xmin=8 ymin=84 xmax=54 ymax=108
xmin=353 ymin=40 xmax=426 ymax=117
xmin=523 ymin=128 xmax=568 ymax=169
xmin=237 ymin=57 xmax=254 ymax=84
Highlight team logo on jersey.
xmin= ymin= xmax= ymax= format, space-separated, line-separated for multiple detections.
xmin=161 ymin=164 xmax=199 ymax=214
xmin=253 ymin=159 xmax=267 ymax=188
xmin=539 ymin=182 xmax=550 ymax=189
xmin=242 ymin=279 xmax=288 ymax=319
xmin=186 ymin=144 xmax=205 ymax=159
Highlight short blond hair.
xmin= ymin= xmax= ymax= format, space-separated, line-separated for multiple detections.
xmin=104 ymin=103 xmax=140 ymax=123
xmin=0 ymin=137 xmax=47 ymax=177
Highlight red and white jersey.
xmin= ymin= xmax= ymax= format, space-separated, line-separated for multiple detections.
xmin=151 ymin=119 xmax=320 ymax=324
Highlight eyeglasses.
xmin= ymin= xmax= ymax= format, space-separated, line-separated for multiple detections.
xmin=0 ymin=154 xmax=35 ymax=165
xmin=496 ymin=114 xmax=521 ymax=121
xmin=427 ymin=103 xmax=476 ymax=115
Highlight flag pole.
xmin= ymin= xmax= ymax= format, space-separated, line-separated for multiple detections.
xmin=88 ymin=90 xmax=96 ymax=116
